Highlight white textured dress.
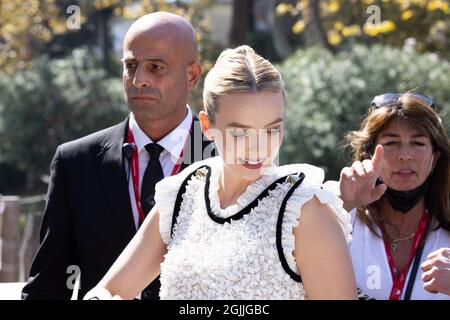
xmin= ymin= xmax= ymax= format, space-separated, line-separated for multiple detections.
xmin=154 ymin=156 xmax=352 ymax=300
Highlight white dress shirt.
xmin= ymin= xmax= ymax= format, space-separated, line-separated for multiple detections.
xmin=127 ymin=106 xmax=193 ymax=229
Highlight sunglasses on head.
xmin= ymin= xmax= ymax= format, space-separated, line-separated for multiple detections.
xmin=371 ymin=92 xmax=435 ymax=110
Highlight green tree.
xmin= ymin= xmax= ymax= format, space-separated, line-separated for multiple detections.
xmin=276 ymin=0 xmax=450 ymax=58
xmin=0 ymin=0 xmax=221 ymax=194
xmin=278 ymin=44 xmax=450 ymax=179
xmin=0 ymin=0 xmax=217 ymax=74
xmin=0 ymin=48 xmax=127 ymax=193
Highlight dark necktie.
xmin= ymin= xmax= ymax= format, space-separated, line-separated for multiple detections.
xmin=140 ymin=143 xmax=165 ymax=219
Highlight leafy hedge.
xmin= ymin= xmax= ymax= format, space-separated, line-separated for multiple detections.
xmin=278 ymin=44 xmax=450 ymax=179
xmin=0 ymin=48 xmax=127 ymax=193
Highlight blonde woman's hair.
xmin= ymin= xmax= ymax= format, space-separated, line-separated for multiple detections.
xmin=203 ymin=45 xmax=284 ymax=124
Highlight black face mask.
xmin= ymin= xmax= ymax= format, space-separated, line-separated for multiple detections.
xmin=376 ymin=177 xmax=430 ymax=214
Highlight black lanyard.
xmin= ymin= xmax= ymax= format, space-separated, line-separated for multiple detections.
xmin=403 ymin=240 xmax=426 ymax=300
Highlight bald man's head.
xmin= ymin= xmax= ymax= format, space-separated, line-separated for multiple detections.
xmin=123 ymin=12 xmax=198 ymax=63
xmin=121 ymin=12 xmax=202 ymax=134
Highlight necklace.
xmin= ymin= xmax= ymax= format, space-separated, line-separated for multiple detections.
xmin=380 ymin=214 xmax=421 ymax=253
xmin=387 ymin=231 xmax=416 ymax=252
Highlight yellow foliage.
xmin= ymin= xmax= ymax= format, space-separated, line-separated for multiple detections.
xmin=0 ymin=0 xmax=65 ymax=73
xmin=364 ymin=20 xmax=397 ymax=36
xmin=438 ymin=1 xmax=449 ymax=12
xmin=328 ymin=30 xmax=342 ymax=45
xmin=328 ymin=0 xmax=340 ymax=13
xmin=95 ymin=0 xmax=121 ymax=10
xmin=299 ymin=0 xmax=310 ymax=9
xmin=428 ymin=2 xmax=437 ymax=11
xmin=274 ymin=0 xmax=449 ymax=58
xmin=401 ymin=10 xmax=414 ymax=21
xmin=412 ymin=0 xmax=428 ymax=6
xmin=48 ymin=19 xmax=67 ymax=35
xmin=426 ymin=0 xmax=447 ymax=11
xmin=276 ymin=3 xmax=294 ymax=16
xmin=334 ymin=21 xmax=344 ymax=30
xmin=381 ymin=20 xmax=397 ymax=32
xmin=0 ymin=0 xmax=214 ymax=74
xmin=292 ymin=20 xmax=306 ymax=34
xmin=342 ymin=25 xmax=361 ymax=37
xmin=425 ymin=0 xmax=449 ymax=11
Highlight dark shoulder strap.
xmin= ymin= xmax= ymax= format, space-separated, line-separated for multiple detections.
xmin=276 ymin=172 xmax=306 ymax=283
xmin=403 ymin=240 xmax=426 ymax=300
xmin=170 ymin=165 xmax=210 ymax=238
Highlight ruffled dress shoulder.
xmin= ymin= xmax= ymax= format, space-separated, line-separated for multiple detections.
xmin=154 ymin=156 xmax=351 ymax=299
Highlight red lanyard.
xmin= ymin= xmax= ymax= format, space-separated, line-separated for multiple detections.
xmin=126 ymin=119 xmax=192 ymax=224
xmin=383 ymin=210 xmax=429 ymax=300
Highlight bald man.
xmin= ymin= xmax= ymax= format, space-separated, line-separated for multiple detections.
xmin=22 ymin=12 xmax=216 ymax=300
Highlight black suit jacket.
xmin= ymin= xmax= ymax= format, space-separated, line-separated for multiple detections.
xmin=21 ymin=116 xmax=216 ymax=299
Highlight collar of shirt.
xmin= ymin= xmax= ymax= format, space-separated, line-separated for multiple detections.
xmin=129 ymin=106 xmax=193 ymax=162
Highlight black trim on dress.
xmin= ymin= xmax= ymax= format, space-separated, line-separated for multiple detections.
xmin=170 ymin=164 xmax=306 ymax=283
xmin=276 ymin=172 xmax=306 ymax=283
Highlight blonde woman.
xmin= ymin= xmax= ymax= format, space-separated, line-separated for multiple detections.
xmin=85 ymin=45 xmax=357 ymax=300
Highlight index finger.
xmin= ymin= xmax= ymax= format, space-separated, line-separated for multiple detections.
xmin=427 ymin=248 xmax=443 ymax=261
xmin=371 ymin=144 xmax=384 ymax=171
xmin=421 ymin=259 xmax=433 ymax=272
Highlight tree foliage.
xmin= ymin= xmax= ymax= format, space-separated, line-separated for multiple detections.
xmin=0 ymin=0 xmax=67 ymax=74
xmin=0 ymin=0 xmax=222 ymax=194
xmin=276 ymin=0 xmax=450 ymax=58
xmin=0 ymin=48 xmax=127 ymax=193
xmin=278 ymin=44 xmax=450 ymax=179
xmin=0 ymin=0 xmax=216 ymax=74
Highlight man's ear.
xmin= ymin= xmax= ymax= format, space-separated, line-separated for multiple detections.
xmin=199 ymin=111 xmax=214 ymax=141
xmin=186 ymin=61 xmax=201 ymax=90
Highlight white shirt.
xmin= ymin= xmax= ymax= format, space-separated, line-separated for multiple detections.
xmin=349 ymin=209 xmax=450 ymax=300
xmin=127 ymin=106 xmax=193 ymax=229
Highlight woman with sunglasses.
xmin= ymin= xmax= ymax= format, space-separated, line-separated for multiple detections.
xmin=338 ymin=92 xmax=450 ymax=299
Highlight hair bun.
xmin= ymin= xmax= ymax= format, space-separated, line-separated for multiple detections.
xmin=233 ymin=45 xmax=255 ymax=55
xmin=216 ymin=45 xmax=256 ymax=62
